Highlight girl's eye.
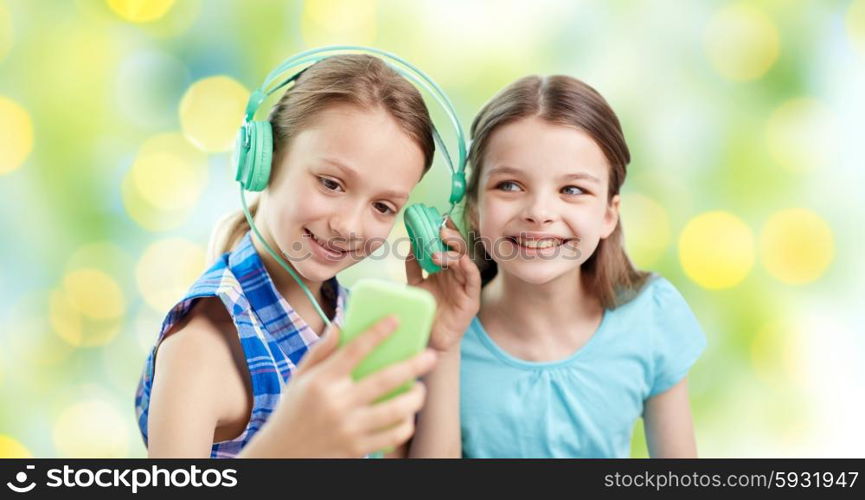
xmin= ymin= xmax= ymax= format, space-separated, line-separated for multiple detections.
xmin=562 ymin=185 xmax=585 ymax=196
xmin=495 ymin=181 xmax=521 ymax=192
xmin=373 ymin=202 xmax=395 ymax=215
xmin=318 ymin=176 xmax=343 ymax=192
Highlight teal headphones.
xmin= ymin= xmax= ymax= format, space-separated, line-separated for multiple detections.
xmin=233 ymin=45 xmax=467 ymax=326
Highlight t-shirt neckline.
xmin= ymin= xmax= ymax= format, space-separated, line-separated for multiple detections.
xmin=471 ymin=308 xmax=610 ymax=370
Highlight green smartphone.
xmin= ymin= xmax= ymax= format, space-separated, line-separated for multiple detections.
xmin=339 ymin=278 xmax=436 ymax=402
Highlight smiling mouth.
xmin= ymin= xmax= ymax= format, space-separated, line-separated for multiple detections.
xmin=505 ymin=235 xmax=576 ymax=249
xmin=304 ymin=228 xmax=349 ymax=258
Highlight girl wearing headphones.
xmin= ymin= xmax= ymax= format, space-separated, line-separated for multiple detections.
xmin=135 ymin=52 xmax=480 ymax=458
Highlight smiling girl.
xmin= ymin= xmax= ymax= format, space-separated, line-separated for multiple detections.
xmin=135 ymin=53 xmax=478 ymax=458
xmin=459 ymin=75 xmax=707 ymax=458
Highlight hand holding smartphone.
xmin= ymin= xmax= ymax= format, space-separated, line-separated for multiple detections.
xmin=338 ymin=279 xmax=437 ymax=402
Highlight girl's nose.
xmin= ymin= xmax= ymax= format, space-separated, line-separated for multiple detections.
xmin=521 ymin=196 xmax=555 ymax=225
xmin=328 ymin=206 xmax=364 ymax=242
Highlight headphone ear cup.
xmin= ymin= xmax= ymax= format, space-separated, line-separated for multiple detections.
xmin=404 ymin=203 xmax=447 ymax=274
xmin=233 ymin=120 xmax=273 ymax=192
xmin=246 ymin=121 xmax=273 ymax=192
xmin=233 ymin=125 xmax=252 ymax=188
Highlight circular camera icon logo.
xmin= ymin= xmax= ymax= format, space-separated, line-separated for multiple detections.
xmin=6 ymin=465 xmax=36 ymax=493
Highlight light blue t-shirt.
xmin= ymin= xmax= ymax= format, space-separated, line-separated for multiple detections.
xmin=460 ymin=275 xmax=707 ymax=458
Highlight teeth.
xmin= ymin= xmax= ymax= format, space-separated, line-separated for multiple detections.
xmin=308 ymin=230 xmax=344 ymax=254
xmin=515 ymin=238 xmax=561 ymax=249
xmin=319 ymin=240 xmax=342 ymax=253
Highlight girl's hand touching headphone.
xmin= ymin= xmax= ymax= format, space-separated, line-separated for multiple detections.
xmin=240 ymin=316 xmax=437 ymax=458
xmin=405 ymin=217 xmax=481 ymax=353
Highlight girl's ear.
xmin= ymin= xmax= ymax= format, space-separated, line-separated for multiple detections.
xmin=601 ymin=194 xmax=620 ymax=239
xmin=467 ymin=202 xmax=480 ymax=233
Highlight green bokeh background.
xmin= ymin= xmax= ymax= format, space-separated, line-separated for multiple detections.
xmin=0 ymin=0 xmax=863 ymax=457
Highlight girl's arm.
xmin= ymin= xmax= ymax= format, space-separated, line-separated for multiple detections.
xmin=407 ymin=344 xmax=461 ymax=457
xmin=642 ymin=377 xmax=698 ymax=458
xmin=399 ymin=219 xmax=481 ymax=458
xmin=147 ymin=299 xmax=250 ymax=457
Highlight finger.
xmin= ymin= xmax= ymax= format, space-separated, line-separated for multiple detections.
xmin=405 ymin=247 xmax=424 ymax=285
xmin=362 ymin=416 xmax=416 ymax=455
xmin=432 ymin=250 xmax=461 ymax=269
xmin=354 ymin=349 xmax=436 ymax=404
xmin=357 ymin=382 xmax=427 ymax=432
xmin=434 ymin=253 xmax=466 ymax=286
xmin=444 ymin=214 xmax=462 ymax=233
xmin=450 ymin=254 xmax=470 ymax=287
xmin=460 ymin=254 xmax=482 ymax=298
xmin=328 ymin=315 xmax=399 ymax=376
xmin=440 ymin=225 xmax=468 ymax=255
xmin=296 ymin=323 xmax=340 ymax=374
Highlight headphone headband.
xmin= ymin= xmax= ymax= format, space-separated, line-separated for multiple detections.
xmin=243 ymin=45 xmax=467 ymax=202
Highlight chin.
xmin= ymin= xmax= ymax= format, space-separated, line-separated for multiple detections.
xmin=291 ymin=260 xmax=341 ymax=284
xmin=295 ymin=251 xmax=367 ymax=283
xmin=495 ymin=259 xmax=581 ymax=285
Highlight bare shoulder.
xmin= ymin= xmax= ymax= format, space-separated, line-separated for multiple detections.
xmin=153 ymin=297 xmax=242 ymax=382
xmin=157 ymin=297 xmax=236 ymax=358
xmin=147 ymin=297 xmax=253 ymax=457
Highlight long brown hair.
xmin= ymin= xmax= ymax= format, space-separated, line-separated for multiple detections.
xmin=462 ymin=75 xmax=649 ymax=309
xmin=208 ymin=54 xmax=436 ymax=261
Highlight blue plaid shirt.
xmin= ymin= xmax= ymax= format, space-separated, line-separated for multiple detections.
xmin=135 ymin=231 xmax=347 ymax=458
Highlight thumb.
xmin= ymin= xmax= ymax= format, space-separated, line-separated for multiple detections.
xmin=296 ymin=322 xmax=340 ymax=373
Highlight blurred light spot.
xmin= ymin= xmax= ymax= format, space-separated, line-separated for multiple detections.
xmin=106 ymin=0 xmax=175 ymax=23
xmin=302 ymin=0 xmax=378 ymax=46
xmin=410 ymin=0 xmax=562 ymax=89
xmin=766 ymin=98 xmax=839 ymax=173
xmin=5 ymin=293 xmax=75 ymax=366
xmin=102 ymin=332 xmax=147 ymax=393
xmin=118 ymin=0 xmax=200 ymax=37
xmin=42 ymin=22 xmax=118 ymax=120
xmin=0 ymin=435 xmax=32 ymax=458
xmin=179 ymin=76 xmax=249 ymax=153
xmin=751 ymin=320 xmax=807 ymax=388
xmin=0 ymin=96 xmax=34 ymax=175
xmin=66 ymin=242 xmax=135 ymax=281
xmin=136 ymin=238 xmax=205 ymax=312
xmin=132 ymin=306 xmax=165 ymax=354
xmin=795 ymin=310 xmax=865 ymax=455
xmin=620 ymin=193 xmax=671 ymax=267
xmin=760 ymin=208 xmax=834 ymax=285
xmin=704 ymin=4 xmax=779 ymax=81
xmin=49 ymin=288 xmax=122 ymax=347
xmin=115 ymin=50 xmax=190 ymax=129
xmin=0 ymin=3 xmax=12 ymax=62
xmin=122 ymin=173 xmax=187 ymax=231
xmin=63 ymin=269 xmax=125 ymax=320
xmin=122 ymin=133 xmax=208 ymax=231
xmin=55 ymin=245 xmax=132 ymax=346
xmin=49 ymin=288 xmax=84 ymax=346
xmin=130 ymin=133 xmax=208 ymax=211
xmin=53 ymin=399 xmax=129 ymax=457
xmin=678 ymin=211 xmax=754 ymax=289
xmin=848 ymin=0 xmax=865 ymax=56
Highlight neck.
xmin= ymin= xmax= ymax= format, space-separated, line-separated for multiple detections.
xmin=481 ymin=266 xmax=603 ymax=341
